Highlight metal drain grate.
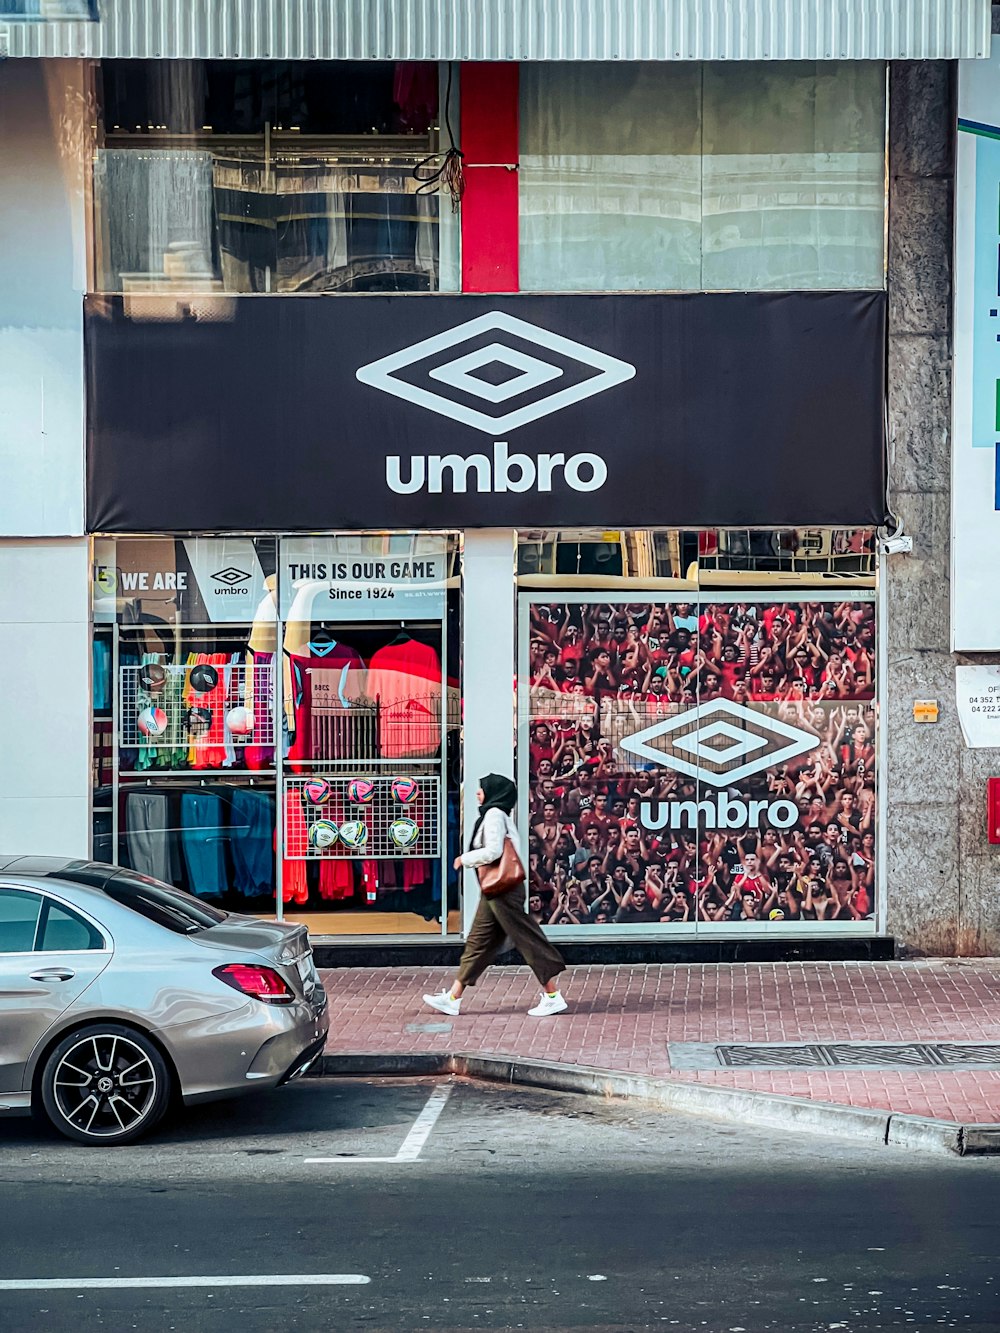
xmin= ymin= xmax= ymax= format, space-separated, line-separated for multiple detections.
xmin=667 ymin=1042 xmax=1000 ymax=1071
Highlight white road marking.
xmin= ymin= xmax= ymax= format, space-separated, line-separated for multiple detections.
xmin=0 ymin=1275 xmax=370 ymax=1291
xmin=394 ymin=1083 xmax=453 ymax=1160
xmin=306 ymin=1082 xmax=454 ymax=1165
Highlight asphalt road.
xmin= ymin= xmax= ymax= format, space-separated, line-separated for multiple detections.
xmin=0 ymin=1077 xmax=998 ymax=1332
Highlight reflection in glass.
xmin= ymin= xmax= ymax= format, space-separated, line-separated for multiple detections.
xmin=519 ymin=62 xmax=886 ymax=292
xmin=516 ymin=530 xmax=877 ymax=579
xmin=93 ymin=59 xmax=449 ymax=295
xmin=94 ymin=151 xmax=441 ymax=294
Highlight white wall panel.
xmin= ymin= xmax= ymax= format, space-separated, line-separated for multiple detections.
xmin=0 ymin=61 xmax=87 ymax=538
xmin=0 ymin=539 xmax=90 ymax=857
xmin=461 ymin=530 xmax=516 ymax=934
xmin=0 ymin=798 xmax=90 ymax=859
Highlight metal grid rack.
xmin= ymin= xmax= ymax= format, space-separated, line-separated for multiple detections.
xmin=283 ymin=772 xmax=441 ymax=861
xmin=307 ymin=693 xmax=447 ymax=764
xmin=309 ymin=701 xmax=379 ymax=763
xmin=119 ymin=662 xmax=275 ymax=749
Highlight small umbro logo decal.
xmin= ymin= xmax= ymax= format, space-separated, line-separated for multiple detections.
xmin=211 ymin=567 xmax=252 ymax=586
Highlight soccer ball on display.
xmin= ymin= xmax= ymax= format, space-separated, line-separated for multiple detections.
xmin=389 ymin=818 xmax=420 ymax=849
xmin=139 ymin=663 xmax=167 ymax=692
xmin=188 ymin=663 xmax=219 ymax=694
xmin=339 ymin=820 xmax=369 ymax=849
xmin=226 ymin=707 xmax=254 ymax=736
xmin=391 ymin=777 xmax=419 ymax=804
xmin=346 ymin=778 xmax=375 ymax=804
xmin=186 ymin=707 xmax=212 ymax=736
xmin=307 ymin=820 xmax=339 ymax=850
xmin=303 ymin=778 xmax=332 ymax=805
xmin=137 ymin=706 xmax=168 ymax=737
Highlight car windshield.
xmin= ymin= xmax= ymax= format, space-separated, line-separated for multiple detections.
xmin=91 ymin=871 xmax=229 ymax=936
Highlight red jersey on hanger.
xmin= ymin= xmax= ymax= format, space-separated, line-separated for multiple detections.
xmin=366 ymin=637 xmax=442 ymax=759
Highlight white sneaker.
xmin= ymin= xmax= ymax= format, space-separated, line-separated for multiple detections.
xmin=423 ymin=990 xmax=461 ymax=1017
xmin=528 ymin=991 xmax=568 ymax=1017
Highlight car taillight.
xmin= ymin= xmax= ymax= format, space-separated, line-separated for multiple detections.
xmin=213 ymin=963 xmax=295 ymax=1005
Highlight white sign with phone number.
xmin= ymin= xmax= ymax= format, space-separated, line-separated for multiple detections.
xmin=956 ymin=665 xmax=1000 ymax=747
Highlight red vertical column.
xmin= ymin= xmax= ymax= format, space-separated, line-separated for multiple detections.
xmin=459 ymin=63 xmax=519 ymax=293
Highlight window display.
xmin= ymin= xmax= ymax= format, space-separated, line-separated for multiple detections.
xmin=93 ymin=536 xmax=280 ymax=911
xmin=91 ymin=534 xmax=462 ymax=936
xmin=278 ymin=536 xmax=457 ymax=929
xmin=520 ymin=596 xmax=877 ymax=930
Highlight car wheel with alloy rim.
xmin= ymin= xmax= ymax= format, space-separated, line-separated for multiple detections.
xmin=39 ymin=1024 xmax=171 ymax=1146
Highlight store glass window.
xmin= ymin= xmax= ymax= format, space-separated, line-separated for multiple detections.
xmin=92 ymin=534 xmax=462 ymax=938
xmin=93 ymin=536 xmax=280 ymax=912
xmin=275 ymin=534 xmax=461 ymax=936
xmin=93 ymin=60 xmax=456 ymax=295
xmin=519 ymin=62 xmax=886 ymax=292
xmin=517 ymin=531 xmax=878 ymax=933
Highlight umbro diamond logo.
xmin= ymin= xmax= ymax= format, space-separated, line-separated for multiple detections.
xmin=620 ymin=699 xmax=819 ymax=787
xmin=356 ymin=311 xmax=636 ymax=435
xmin=211 ymin=567 xmax=252 ymax=586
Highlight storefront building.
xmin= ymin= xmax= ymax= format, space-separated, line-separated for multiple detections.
xmin=1 ymin=1 xmax=996 ymax=956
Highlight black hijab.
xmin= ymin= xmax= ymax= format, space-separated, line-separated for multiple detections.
xmin=467 ymin=772 xmax=517 ymax=850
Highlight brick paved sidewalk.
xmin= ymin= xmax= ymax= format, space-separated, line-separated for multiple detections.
xmin=321 ymin=960 xmax=1000 ymax=1124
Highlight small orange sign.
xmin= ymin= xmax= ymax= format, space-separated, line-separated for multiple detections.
xmin=913 ymin=699 xmax=939 ymax=723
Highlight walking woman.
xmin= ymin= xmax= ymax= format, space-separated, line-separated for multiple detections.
xmin=423 ymin=773 xmax=568 ymax=1017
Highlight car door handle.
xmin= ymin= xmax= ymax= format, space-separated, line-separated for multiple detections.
xmin=29 ymin=968 xmax=75 ymax=982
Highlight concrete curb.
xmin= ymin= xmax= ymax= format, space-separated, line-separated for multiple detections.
xmin=311 ymin=1051 xmax=1000 ymax=1156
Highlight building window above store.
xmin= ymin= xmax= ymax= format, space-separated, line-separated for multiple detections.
xmin=92 ymin=60 xmax=457 ymax=295
xmin=519 ymin=62 xmax=887 ymax=293
xmin=516 ymin=530 xmax=878 ymax=584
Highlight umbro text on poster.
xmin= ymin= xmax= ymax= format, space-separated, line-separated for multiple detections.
xmin=640 ymin=794 xmax=800 ymax=832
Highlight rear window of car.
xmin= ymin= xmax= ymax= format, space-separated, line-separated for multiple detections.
xmin=0 ymin=888 xmax=42 ymax=952
xmin=38 ymin=899 xmax=105 ymax=951
xmin=97 ymin=872 xmax=229 ymax=936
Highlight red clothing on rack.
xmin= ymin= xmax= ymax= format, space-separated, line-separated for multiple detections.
xmin=366 ymin=637 xmax=441 ymax=759
xmin=188 ymin=652 xmax=230 ymax=770
xmin=318 ymin=856 xmax=353 ymax=901
xmin=286 ymin=642 xmax=365 ymax=771
xmin=279 ymin=788 xmax=309 ymax=905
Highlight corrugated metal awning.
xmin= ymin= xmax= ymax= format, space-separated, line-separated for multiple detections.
xmin=0 ymin=0 xmax=990 ymax=61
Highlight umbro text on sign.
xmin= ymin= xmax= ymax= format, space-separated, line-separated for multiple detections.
xmin=85 ymin=293 xmax=887 ymax=533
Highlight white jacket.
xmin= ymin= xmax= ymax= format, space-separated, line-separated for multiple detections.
xmin=460 ymin=806 xmax=522 ymax=869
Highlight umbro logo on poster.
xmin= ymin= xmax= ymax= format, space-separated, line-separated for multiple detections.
xmin=356 ymin=311 xmax=636 ymax=435
xmin=620 ymin=699 xmax=818 ymax=787
xmin=622 ymin=701 xmax=820 ymax=832
xmin=211 ymin=567 xmax=252 ymax=586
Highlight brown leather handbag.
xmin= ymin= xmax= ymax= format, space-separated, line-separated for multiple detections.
xmin=477 ymin=837 xmax=526 ymax=898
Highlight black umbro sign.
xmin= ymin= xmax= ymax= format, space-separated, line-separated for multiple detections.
xmin=85 ymin=292 xmax=887 ymax=533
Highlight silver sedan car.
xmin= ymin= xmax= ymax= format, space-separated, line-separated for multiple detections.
xmin=0 ymin=857 xmax=329 ymax=1146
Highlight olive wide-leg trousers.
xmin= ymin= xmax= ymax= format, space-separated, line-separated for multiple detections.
xmin=456 ymin=888 xmax=566 ymax=988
